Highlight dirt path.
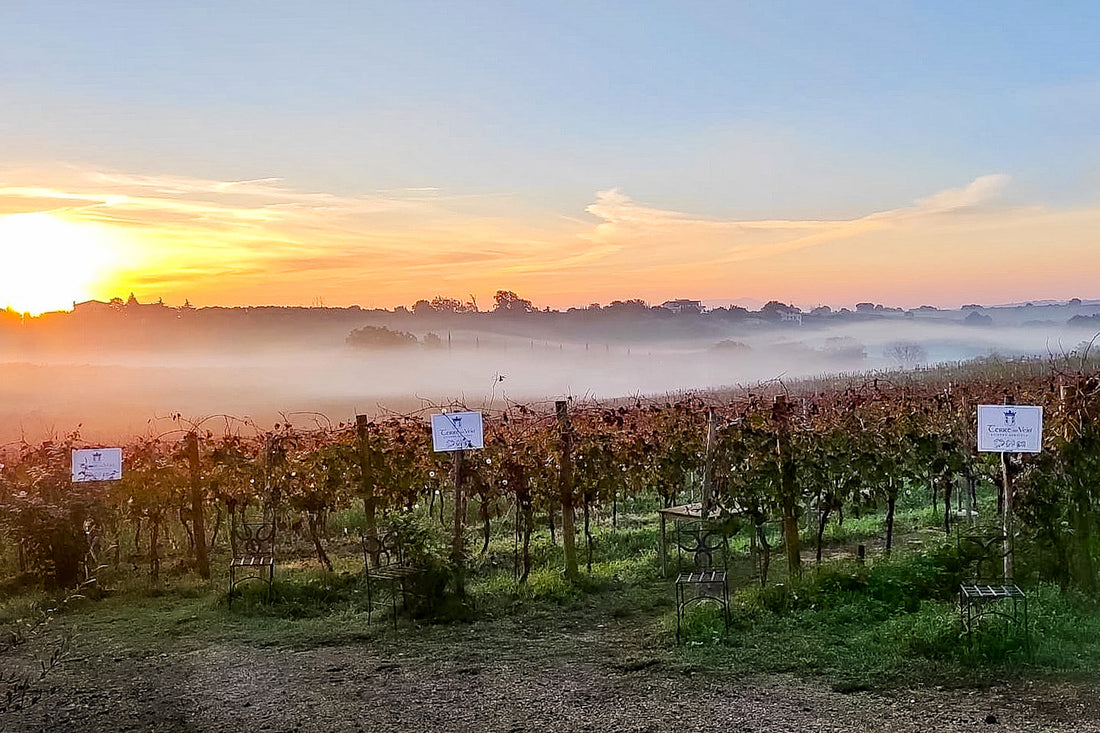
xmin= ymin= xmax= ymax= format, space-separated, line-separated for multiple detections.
xmin=6 ymin=612 xmax=1100 ymax=732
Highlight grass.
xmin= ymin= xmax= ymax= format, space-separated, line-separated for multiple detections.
xmin=5 ymin=485 xmax=1100 ymax=691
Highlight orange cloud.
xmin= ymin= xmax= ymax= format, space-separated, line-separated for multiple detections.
xmin=1 ymin=165 xmax=1096 ymax=311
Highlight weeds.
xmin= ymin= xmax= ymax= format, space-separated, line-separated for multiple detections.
xmin=0 ymin=588 xmax=77 ymax=713
xmin=7 ymin=483 xmax=1100 ymax=693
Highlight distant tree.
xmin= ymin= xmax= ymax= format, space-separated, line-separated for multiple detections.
xmin=885 ymin=342 xmax=927 ymax=369
xmin=411 ymin=299 xmax=435 ymax=315
xmin=759 ymin=300 xmax=793 ymax=321
xmin=430 ymin=296 xmax=476 ymax=313
xmin=822 ymin=336 xmax=866 ymax=362
xmin=712 ymin=339 xmax=751 ymax=352
xmin=605 ymin=299 xmax=649 ymax=316
xmin=855 ymin=302 xmax=877 ymax=313
xmin=492 ymin=290 xmax=535 ymax=313
xmin=423 ymin=332 xmax=444 ymax=348
xmin=810 ymin=305 xmax=832 ymax=316
xmin=346 ymin=325 xmax=418 ymax=349
xmin=712 ymin=305 xmax=751 ymax=321
xmin=963 ymin=311 xmax=993 ymax=326
xmin=1068 ymin=314 xmax=1100 ymax=327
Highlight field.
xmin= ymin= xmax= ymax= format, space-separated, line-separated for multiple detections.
xmin=4 ymin=354 xmax=1100 ymax=731
xmin=5 ymin=597 xmax=1100 ymax=732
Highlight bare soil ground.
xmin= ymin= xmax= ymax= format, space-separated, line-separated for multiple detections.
xmin=6 ymin=606 xmax=1100 ymax=733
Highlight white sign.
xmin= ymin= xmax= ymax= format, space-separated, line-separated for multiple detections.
xmin=431 ymin=411 xmax=484 ymax=452
xmin=977 ymin=405 xmax=1043 ymax=453
xmin=71 ymin=448 xmax=123 ymax=482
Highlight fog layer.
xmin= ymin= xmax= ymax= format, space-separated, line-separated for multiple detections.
xmin=2 ymin=301 xmax=1097 ymax=444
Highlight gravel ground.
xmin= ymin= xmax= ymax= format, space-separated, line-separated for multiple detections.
xmin=6 ymin=609 xmax=1100 ymax=733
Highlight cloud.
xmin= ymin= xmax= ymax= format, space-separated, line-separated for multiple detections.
xmin=580 ymin=187 xmax=881 ymax=270
xmin=562 ymin=175 xmax=1100 ymax=308
xmin=910 ymin=174 xmax=1011 ymax=214
xmin=0 ymin=166 xmax=1093 ymax=310
xmin=0 ymin=165 xmax=595 ymax=305
xmin=578 ymin=174 xmax=1018 ymax=271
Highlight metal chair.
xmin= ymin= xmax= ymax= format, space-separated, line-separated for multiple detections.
xmin=361 ymin=528 xmax=420 ymax=629
xmin=956 ymin=528 xmax=1028 ymax=653
xmin=228 ymin=520 xmax=276 ymax=605
xmin=674 ymin=522 xmax=730 ymax=643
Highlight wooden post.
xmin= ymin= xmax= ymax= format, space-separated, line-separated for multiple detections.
xmin=186 ymin=431 xmax=210 ymax=579
xmin=773 ymin=395 xmax=802 ymax=578
xmin=450 ymin=449 xmax=466 ymax=562
xmin=966 ymin=471 xmax=975 ymax=527
xmin=702 ymin=408 xmax=717 ymax=520
xmin=355 ymin=415 xmax=378 ymax=560
xmin=1001 ymin=395 xmax=1014 ymax=581
xmin=659 ymin=510 xmax=668 ymax=577
xmin=556 ymin=400 xmax=580 ymax=580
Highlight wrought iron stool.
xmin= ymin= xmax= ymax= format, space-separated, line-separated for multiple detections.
xmin=674 ymin=522 xmax=730 ymax=643
xmin=228 ymin=521 xmax=275 ymax=605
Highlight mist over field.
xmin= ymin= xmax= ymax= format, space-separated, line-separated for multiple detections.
xmin=2 ymin=298 xmax=1098 ymax=445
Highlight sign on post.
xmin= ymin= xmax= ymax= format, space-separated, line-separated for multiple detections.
xmin=431 ymin=411 xmax=484 ymax=452
xmin=71 ymin=448 xmax=123 ymax=482
xmin=977 ymin=405 xmax=1043 ymax=453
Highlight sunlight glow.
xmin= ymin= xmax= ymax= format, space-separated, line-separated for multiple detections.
xmin=0 ymin=213 xmax=125 ymax=315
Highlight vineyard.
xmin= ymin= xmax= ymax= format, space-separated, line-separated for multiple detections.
xmin=4 ymin=355 xmax=1100 ymax=592
xmin=4 ymin=353 xmax=1100 ymax=726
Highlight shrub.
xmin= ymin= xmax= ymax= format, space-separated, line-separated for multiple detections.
xmin=345 ymin=325 xmax=418 ymax=349
xmin=0 ymin=437 xmax=108 ymax=589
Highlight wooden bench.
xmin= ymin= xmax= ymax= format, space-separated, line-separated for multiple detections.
xmin=228 ymin=521 xmax=275 ymax=605
xmin=361 ymin=528 xmax=421 ymax=628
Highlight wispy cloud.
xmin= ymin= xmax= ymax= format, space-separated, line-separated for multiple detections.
xmin=0 ymin=166 xmax=1095 ymax=310
xmin=908 ymin=174 xmax=1011 ymax=214
xmin=566 ymin=175 xmax=1099 ymax=306
xmin=0 ymin=166 xmax=583 ymax=304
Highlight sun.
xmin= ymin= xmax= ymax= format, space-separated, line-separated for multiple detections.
xmin=0 ymin=212 xmax=125 ymax=315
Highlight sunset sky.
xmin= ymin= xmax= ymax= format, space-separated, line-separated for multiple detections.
xmin=2 ymin=2 xmax=1099 ymax=315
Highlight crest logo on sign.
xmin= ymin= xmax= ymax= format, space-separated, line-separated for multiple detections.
xmin=977 ymin=405 xmax=1042 ymax=453
xmin=430 ymin=411 xmax=484 ymax=452
xmin=71 ymin=448 xmax=123 ymax=482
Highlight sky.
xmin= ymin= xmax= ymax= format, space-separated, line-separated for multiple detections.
xmin=1 ymin=1 xmax=1099 ymax=315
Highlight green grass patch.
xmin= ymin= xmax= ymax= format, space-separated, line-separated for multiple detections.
xmin=8 ymin=495 xmax=1100 ymax=691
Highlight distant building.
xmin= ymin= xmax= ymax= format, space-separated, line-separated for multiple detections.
xmin=72 ymin=299 xmax=117 ymax=315
xmin=659 ymin=299 xmax=703 ymax=314
xmin=123 ymin=293 xmax=169 ymax=311
xmin=73 ymin=295 xmax=171 ymax=319
xmin=760 ymin=300 xmax=801 ymax=322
